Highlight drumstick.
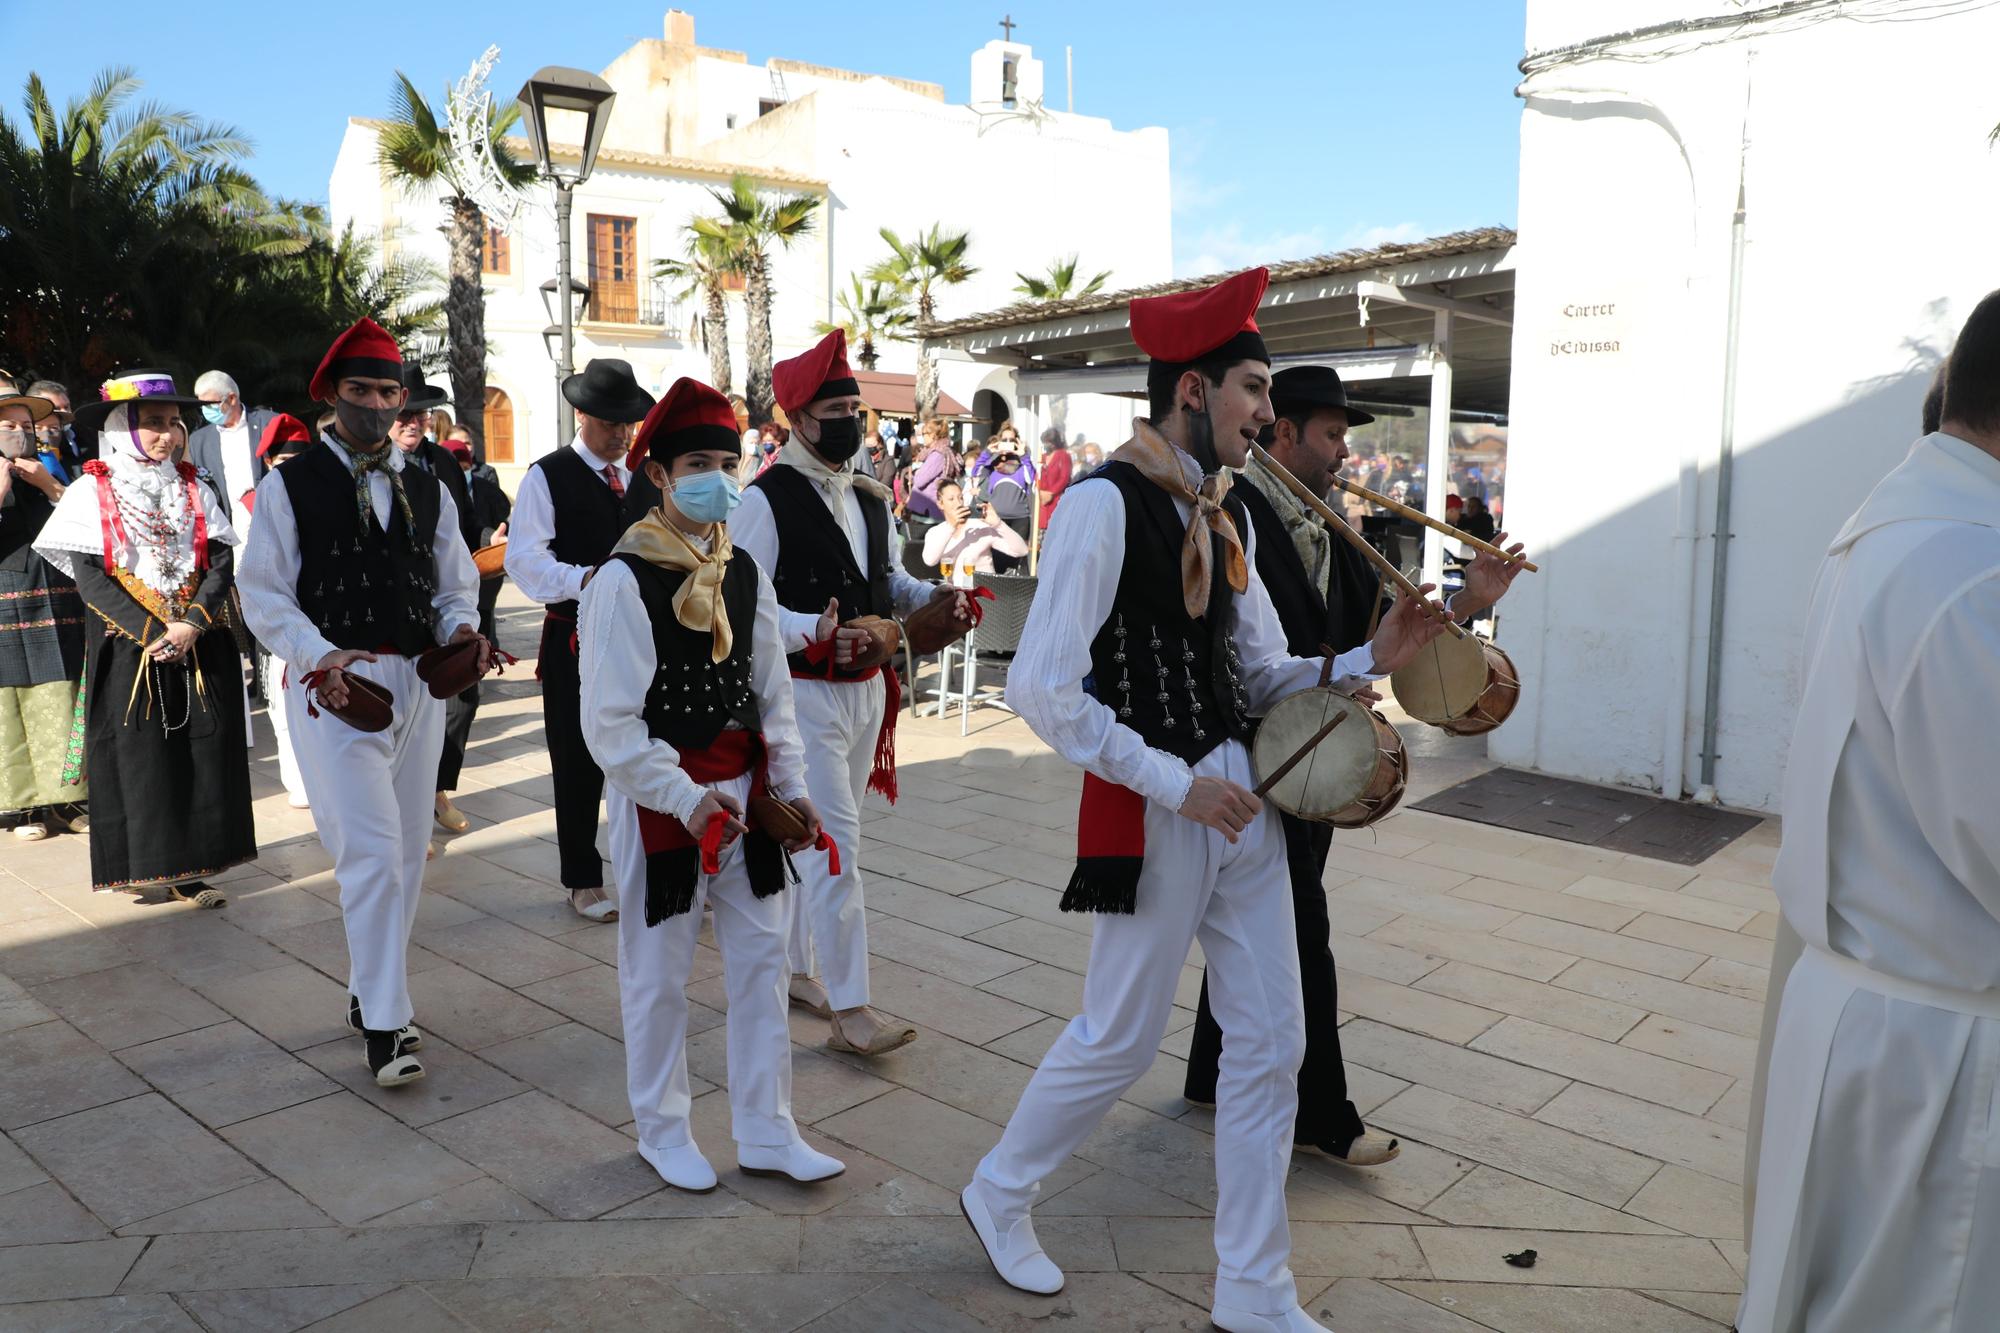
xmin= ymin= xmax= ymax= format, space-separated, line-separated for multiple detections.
xmin=1252 ymin=709 xmax=1349 ymax=799
xmin=1247 ymin=444 xmax=1467 ymax=641
xmin=1329 ymin=475 xmax=1539 ymax=573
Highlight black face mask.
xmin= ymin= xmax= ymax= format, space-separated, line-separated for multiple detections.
xmin=810 ymin=413 xmax=862 ymax=464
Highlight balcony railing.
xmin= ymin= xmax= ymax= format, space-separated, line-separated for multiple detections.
xmin=585 ymin=286 xmax=684 ymax=332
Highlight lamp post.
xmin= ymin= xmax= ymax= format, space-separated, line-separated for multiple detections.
xmin=516 ymin=66 xmax=616 ymax=446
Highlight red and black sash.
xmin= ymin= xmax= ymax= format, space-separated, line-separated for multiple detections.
xmin=794 ymin=636 xmax=902 ymax=805
xmin=1062 ymin=774 xmax=1146 ymax=915
xmin=632 ymin=730 xmax=839 ymax=925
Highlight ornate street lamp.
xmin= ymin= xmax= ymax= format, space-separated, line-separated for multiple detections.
xmin=517 ymin=66 xmax=616 ymax=443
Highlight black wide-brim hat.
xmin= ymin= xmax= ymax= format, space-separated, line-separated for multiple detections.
xmin=399 ymin=363 xmax=450 ymax=411
xmin=1270 ymin=364 xmax=1376 ymax=428
xmin=562 ymin=358 xmax=656 ymax=423
xmin=71 ymin=369 xmax=204 ymax=433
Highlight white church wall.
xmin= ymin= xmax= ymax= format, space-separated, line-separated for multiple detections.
xmin=1498 ymin=0 xmax=2000 ymax=811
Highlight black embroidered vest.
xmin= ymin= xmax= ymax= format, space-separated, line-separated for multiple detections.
xmin=1082 ymin=461 xmax=1251 ymax=766
xmin=278 ymin=442 xmax=441 ymax=656
xmin=532 ymin=446 xmax=628 ymax=619
xmin=748 ymin=463 xmax=893 ymax=677
xmin=612 ymin=551 xmax=762 ymax=751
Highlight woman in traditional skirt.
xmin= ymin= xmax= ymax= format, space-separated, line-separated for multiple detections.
xmin=36 ymin=371 xmax=256 ymax=905
xmin=0 ymin=390 xmax=87 ymax=841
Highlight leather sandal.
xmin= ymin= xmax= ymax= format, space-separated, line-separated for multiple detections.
xmin=827 ymin=1006 xmax=916 ymax=1056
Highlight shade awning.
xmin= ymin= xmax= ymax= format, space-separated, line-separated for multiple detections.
xmin=853 ymin=370 xmax=971 ymax=419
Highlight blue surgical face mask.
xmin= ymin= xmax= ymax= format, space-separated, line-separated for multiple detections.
xmin=668 ymin=469 xmax=742 ymax=524
xmin=200 ymin=403 xmax=228 ymax=427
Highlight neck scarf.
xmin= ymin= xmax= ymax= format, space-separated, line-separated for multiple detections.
xmin=611 ymin=508 xmax=735 ymax=663
xmin=1110 ymin=419 xmax=1248 ymax=619
xmin=778 ymin=436 xmax=895 ymax=513
xmin=1242 ymin=454 xmax=1332 ymax=593
xmin=337 ymin=432 xmax=417 ymax=535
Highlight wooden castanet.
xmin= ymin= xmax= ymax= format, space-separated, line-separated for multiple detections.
xmin=1391 ymin=633 xmax=1520 ymax=737
xmin=1251 ymin=689 xmax=1407 ymax=829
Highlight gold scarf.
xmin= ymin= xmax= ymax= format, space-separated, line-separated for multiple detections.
xmin=1110 ymin=420 xmax=1248 ymax=619
xmin=611 ymin=509 xmax=735 ymax=663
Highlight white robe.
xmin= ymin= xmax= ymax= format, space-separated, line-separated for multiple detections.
xmin=1739 ymin=431 xmax=2000 ymax=1333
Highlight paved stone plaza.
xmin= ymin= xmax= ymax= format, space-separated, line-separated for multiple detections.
xmin=0 ymin=588 xmax=1771 ymax=1331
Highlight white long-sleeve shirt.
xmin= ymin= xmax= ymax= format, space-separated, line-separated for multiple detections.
xmin=577 ymin=546 xmax=808 ymax=824
xmin=238 ymin=432 xmax=480 ymax=673
xmin=504 ymin=438 xmax=633 ymax=606
xmin=730 ymin=469 xmax=934 ymax=655
xmin=1004 ymin=451 xmax=1377 ymax=813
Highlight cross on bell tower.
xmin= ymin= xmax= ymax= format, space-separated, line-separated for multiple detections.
xmin=999 ymin=13 xmax=1016 ymax=41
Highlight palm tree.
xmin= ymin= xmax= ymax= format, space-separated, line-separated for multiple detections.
xmin=375 ymin=70 xmax=533 ymax=456
xmin=1013 ymin=253 xmax=1111 ymax=303
xmin=868 ymin=225 xmax=977 ymax=417
xmin=814 ymin=275 xmax=913 ymax=372
xmin=705 ymin=173 xmax=820 ymax=425
xmin=654 ymin=221 xmax=740 ymax=395
xmin=0 ymin=68 xmax=262 ymax=387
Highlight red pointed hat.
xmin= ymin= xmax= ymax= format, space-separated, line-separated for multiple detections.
xmin=772 ymin=329 xmax=859 ymax=417
xmin=309 ymin=317 xmax=404 ymax=401
xmin=1130 ymin=267 xmax=1271 ymax=366
xmin=627 ymin=377 xmax=741 ymax=471
xmin=257 ymin=412 xmax=313 ymax=459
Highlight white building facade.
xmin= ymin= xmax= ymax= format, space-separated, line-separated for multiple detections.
xmin=328 ymin=9 xmax=1171 ymax=490
xmin=1498 ymin=0 xmax=2000 ymax=812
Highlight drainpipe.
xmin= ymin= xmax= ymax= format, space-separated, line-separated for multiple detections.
xmin=1693 ymin=162 xmax=1747 ymax=805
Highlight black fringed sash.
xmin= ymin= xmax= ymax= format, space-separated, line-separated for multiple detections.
xmin=1061 ymin=773 xmax=1146 ymax=914
xmin=634 ymin=731 xmax=787 ymax=924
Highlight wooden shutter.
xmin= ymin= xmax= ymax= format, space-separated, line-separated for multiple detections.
xmin=484 ymin=387 xmax=514 ymax=464
xmin=587 ymin=214 xmax=639 ymax=322
xmin=483 ymin=226 xmax=510 ymax=275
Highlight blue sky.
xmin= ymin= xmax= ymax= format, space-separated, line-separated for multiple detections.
xmin=0 ymin=0 xmax=1524 ymax=276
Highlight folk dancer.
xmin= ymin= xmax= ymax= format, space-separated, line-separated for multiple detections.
xmin=1737 ymin=295 xmax=2000 ymax=1330
xmin=731 ymin=329 xmax=972 ymax=1056
xmin=505 ymin=359 xmax=656 ymax=922
xmin=238 ymin=319 xmax=486 ymax=1087
xmin=1182 ymin=365 xmax=1527 ymax=1166
xmin=35 ymin=372 xmax=258 ymax=905
xmin=961 ymin=270 xmax=1451 ymax=1333
xmin=581 ymin=376 xmax=845 ymax=1192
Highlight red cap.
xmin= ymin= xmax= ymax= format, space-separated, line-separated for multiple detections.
xmin=772 ymin=329 xmax=858 ymax=417
xmin=257 ymin=412 xmax=313 ymax=459
xmin=309 ymin=317 xmax=403 ymax=401
xmin=627 ymin=377 xmax=741 ymax=471
xmin=1129 ymin=267 xmax=1270 ymax=365
xmin=449 ymin=444 xmax=474 ymax=465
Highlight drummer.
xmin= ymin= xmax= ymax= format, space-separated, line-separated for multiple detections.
xmin=1182 ymin=364 xmax=1530 ymax=1167
xmin=962 ymin=268 xmax=1455 ymax=1333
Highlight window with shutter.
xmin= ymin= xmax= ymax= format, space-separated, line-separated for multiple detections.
xmin=587 ymin=214 xmax=640 ymax=322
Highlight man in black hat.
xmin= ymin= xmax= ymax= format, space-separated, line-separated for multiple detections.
xmin=505 ymin=358 xmax=657 ymax=921
xmin=1181 ymin=363 xmax=1528 ymax=1168
xmin=390 ymin=366 xmax=485 ymax=842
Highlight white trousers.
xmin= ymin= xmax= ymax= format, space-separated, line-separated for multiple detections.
xmin=286 ymin=654 xmax=443 ymax=1031
xmin=974 ymin=739 xmax=1305 ymax=1316
xmin=261 ymin=651 xmax=306 ymax=802
xmin=608 ymin=780 xmax=799 ymax=1152
xmin=785 ymin=675 xmax=886 ymax=1011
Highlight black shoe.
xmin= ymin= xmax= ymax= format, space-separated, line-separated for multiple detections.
xmin=346 ymin=996 xmax=422 ymax=1055
xmin=364 ymin=1028 xmax=425 ymax=1088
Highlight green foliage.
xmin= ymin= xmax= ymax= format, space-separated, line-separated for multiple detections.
xmin=1013 ymin=253 xmax=1111 ymax=303
xmin=0 ymin=67 xmax=444 ymax=415
xmin=815 ymin=274 xmax=914 ymax=368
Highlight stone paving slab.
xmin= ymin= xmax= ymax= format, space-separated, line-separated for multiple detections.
xmin=0 ymin=584 xmax=1776 ymax=1328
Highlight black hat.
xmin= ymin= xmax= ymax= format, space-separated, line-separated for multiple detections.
xmin=399 ymin=363 xmax=449 ymax=411
xmin=1270 ymin=365 xmax=1376 ymax=428
xmin=71 ymin=369 xmax=204 ymax=433
xmin=562 ymin=358 xmax=655 ymax=424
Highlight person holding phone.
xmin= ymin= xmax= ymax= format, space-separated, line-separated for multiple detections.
xmin=921 ymin=480 xmax=1029 ymax=585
